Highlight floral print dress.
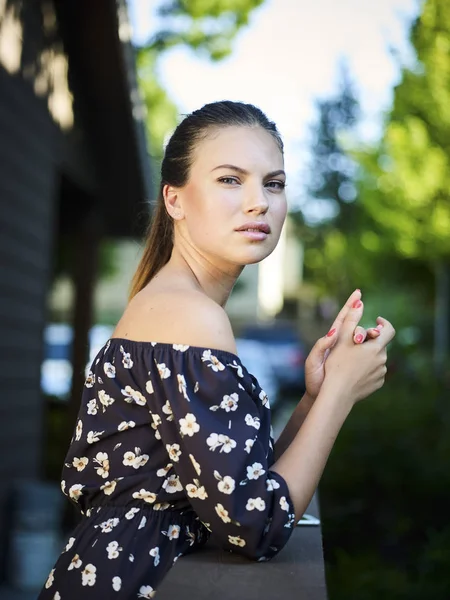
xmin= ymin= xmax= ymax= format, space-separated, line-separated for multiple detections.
xmin=38 ymin=339 xmax=296 ymax=599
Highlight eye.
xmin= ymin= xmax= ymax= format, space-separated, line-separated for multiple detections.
xmin=265 ymin=180 xmax=286 ymax=191
xmin=218 ymin=176 xmax=240 ymax=185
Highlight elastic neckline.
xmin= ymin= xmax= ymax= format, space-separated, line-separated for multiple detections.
xmin=108 ymin=337 xmax=243 ymax=364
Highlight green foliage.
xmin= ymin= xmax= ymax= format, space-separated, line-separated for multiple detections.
xmin=147 ymin=0 xmax=265 ymax=60
xmin=135 ymin=48 xmax=179 ymax=162
xmin=299 ymin=2 xmax=450 ymax=597
xmin=291 ymin=62 xmax=377 ymax=297
xmin=321 ymin=365 xmax=450 ymax=600
xmin=357 ymin=0 xmax=450 ymax=262
xmin=136 ymin=0 xmax=266 ymax=160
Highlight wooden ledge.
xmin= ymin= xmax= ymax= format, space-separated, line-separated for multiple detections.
xmin=157 ymin=495 xmax=327 ymax=600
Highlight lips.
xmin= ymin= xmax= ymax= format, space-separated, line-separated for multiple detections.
xmin=235 ymin=222 xmax=271 ymax=234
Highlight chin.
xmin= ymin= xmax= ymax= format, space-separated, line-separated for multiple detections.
xmin=235 ymin=246 xmax=276 ymax=266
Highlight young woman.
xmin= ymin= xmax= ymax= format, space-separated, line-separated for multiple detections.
xmin=39 ymin=101 xmax=394 ymax=599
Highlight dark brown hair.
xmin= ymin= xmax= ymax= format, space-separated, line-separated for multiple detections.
xmin=128 ymin=100 xmax=283 ymax=300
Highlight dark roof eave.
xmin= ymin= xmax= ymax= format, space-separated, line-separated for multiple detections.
xmin=57 ymin=0 xmax=154 ymax=237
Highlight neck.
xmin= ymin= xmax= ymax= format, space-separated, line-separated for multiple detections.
xmin=163 ymin=240 xmax=244 ymax=308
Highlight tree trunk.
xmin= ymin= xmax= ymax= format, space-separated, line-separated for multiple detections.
xmin=434 ymin=260 xmax=450 ymax=375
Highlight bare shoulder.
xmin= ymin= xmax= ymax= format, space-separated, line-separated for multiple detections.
xmin=113 ymin=288 xmax=237 ymax=354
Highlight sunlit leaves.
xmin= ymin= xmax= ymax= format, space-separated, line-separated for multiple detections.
xmin=357 ymin=0 xmax=450 ymax=263
xmin=136 ymin=49 xmax=178 ymax=161
xmin=149 ymin=0 xmax=265 ymax=59
xmin=135 ymin=0 xmax=266 ymax=163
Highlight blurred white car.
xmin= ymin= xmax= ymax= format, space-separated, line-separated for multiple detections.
xmin=235 ymin=338 xmax=280 ymax=411
xmin=41 ymin=324 xmax=113 ymax=399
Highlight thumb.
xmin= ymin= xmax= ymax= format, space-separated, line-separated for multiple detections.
xmin=340 ymin=299 xmax=364 ymax=340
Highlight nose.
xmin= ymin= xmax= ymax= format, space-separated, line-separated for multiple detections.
xmin=244 ymin=184 xmax=269 ymax=215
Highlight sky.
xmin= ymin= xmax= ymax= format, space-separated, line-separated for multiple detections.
xmin=127 ymin=0 xmax=420 ymax=212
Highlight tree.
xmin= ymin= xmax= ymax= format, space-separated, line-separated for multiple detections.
xmin=293 ymin=63 xmax=366 ymax=297
xmin=135 ymin=0 xmax=266 ymax=163
xmin=143 ymin=0 xmax=265 ymax=60
xmin=357 ymin=0 xmax=450 ymax=370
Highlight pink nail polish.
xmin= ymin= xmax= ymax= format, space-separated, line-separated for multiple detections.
xmin=352 ymin=300 xmax=362 ymax=309
xmin=327 ymin=328 xmax=336 ymax=337
xmin=355 ymin=333 xmax=364 ymax=343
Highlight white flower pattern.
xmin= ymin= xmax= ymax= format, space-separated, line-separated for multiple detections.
xmin=179 ymin=413 xmax=200 ymax=437
xmin=149 ymin=546 xmax=160 ymax=566
xmin=87 ymin=399 xmax=98 ymax=415
xmin=98 ymin=390 xmax=115 ymax=411
xmin=72 ymin=456 xmax=89 ymax=471
xmin=138 ymin=585 xmax=156 ymax=598
xmin=132 ymin=489 xmax=157 ymax=503
xmin=220 ymin=393 xmax=239 ymax=412
xmin=103 ymin=362 xmax=116 ymax=378
xmin=93 ymin=451 xmax=110 ymax=478
xmin=166 ymin=443 xmax=182 ymax=462
xmin=112 ymin=576 xmax=121 ymax=591
xmin=106 ymin=540 xmax=122 ymax=559
xmin=162 ymin=474 xmax=183 ymax=494
xmin=81 ymin=563 xmax=97 ymax=586
xmin=201 ymin=350 xmax=225 ymax=372
xmin=121 ymin=385 xmax=146 ymax=405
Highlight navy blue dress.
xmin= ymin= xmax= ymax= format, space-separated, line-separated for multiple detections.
xmin=38 ymin=338 xmax=296 ymax=599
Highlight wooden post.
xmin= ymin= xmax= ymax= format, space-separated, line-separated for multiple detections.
xmin=62 ymin=209 xmax=103 ymax=531
xmin=65 ymin=210 xmax=103 ymax=439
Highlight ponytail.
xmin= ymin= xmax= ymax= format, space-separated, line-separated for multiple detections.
xmin=128 ymin=190 xmax=173 ymax=301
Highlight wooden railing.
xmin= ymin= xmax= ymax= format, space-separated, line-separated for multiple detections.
xmin=158 ymin=494 xmax=328 ymax=600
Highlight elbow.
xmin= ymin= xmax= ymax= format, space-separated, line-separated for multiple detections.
xmin=214 ymin=532 xmax=268 ymax=562
xmin=212 ymin=520 xmax=292 ymax=562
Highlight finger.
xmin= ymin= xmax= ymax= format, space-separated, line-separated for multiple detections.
xmin=375 ymin=317 xmax=396 ymax=345
xmin=353 ymin=326 xmax=367 ymax=344
xmin=340 ymin=299 xmax=364 ymax=340
xmin=328 ymin=289 xmax=361 ymax=333
xmin=366 ymin=327 xmax=381 ymax=340
xmin=309 ymin=328 xmax=339 ymax=364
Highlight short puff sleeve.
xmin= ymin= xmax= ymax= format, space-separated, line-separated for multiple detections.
xmin=145 ymin=345 xmax=296 ymax=561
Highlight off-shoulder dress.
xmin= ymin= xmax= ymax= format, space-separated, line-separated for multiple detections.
xmin=38 ymin=338 xmax=296 ymax=599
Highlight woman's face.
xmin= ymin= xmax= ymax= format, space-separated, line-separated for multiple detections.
xmin=169 ymin=125 xmax=287 ymax=269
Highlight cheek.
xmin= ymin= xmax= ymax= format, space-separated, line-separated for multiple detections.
xmin=186 ymin=187 xmax=237 ymax=223
xmin=273 ymin=196 xmax=288 ymax=227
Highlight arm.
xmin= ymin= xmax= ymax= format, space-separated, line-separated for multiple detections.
xmin=270 ymin=312 xmax=395 ymax=522
xmin=271 ymin=383 xmax=352 ymax=521
xmin=273 ymin=290 xmax=383 ymax=464
xmin=273 ymin=392 xmax=314 ymax=462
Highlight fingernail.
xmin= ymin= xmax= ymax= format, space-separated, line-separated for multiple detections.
xmin=352 ymin=300 xmax=362 ymax=309
xmin=355 ymin=288 xmax=361 ymax=293
xmin=327 ymin=328 xmax=336 ymax=337
xmin=370 ymin=328 xmax=381 ymax=335
xmin=354 ymin=333 xmax=364 ymax=343
xmin=376 ymin=324 xmax=384 ymax=329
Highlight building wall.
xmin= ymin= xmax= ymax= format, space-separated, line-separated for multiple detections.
xmin=0 ymin=0 xmax=89 ymax=582
xmin=0 ymin=63 xmax=60 ymax=576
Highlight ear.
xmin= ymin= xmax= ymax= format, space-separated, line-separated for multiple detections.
xmin=163 ymin=184 xmax=184 ymax=220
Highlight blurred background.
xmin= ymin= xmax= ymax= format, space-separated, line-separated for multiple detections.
xmin=1 ymin=0 xmax=449 ymax=598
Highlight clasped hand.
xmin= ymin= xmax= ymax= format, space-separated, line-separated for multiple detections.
xmin=304 ymin=289 xmax=394 ymax=401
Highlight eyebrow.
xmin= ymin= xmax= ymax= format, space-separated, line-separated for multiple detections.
xmin=211 ymin=164 xmax=286 ymax=178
